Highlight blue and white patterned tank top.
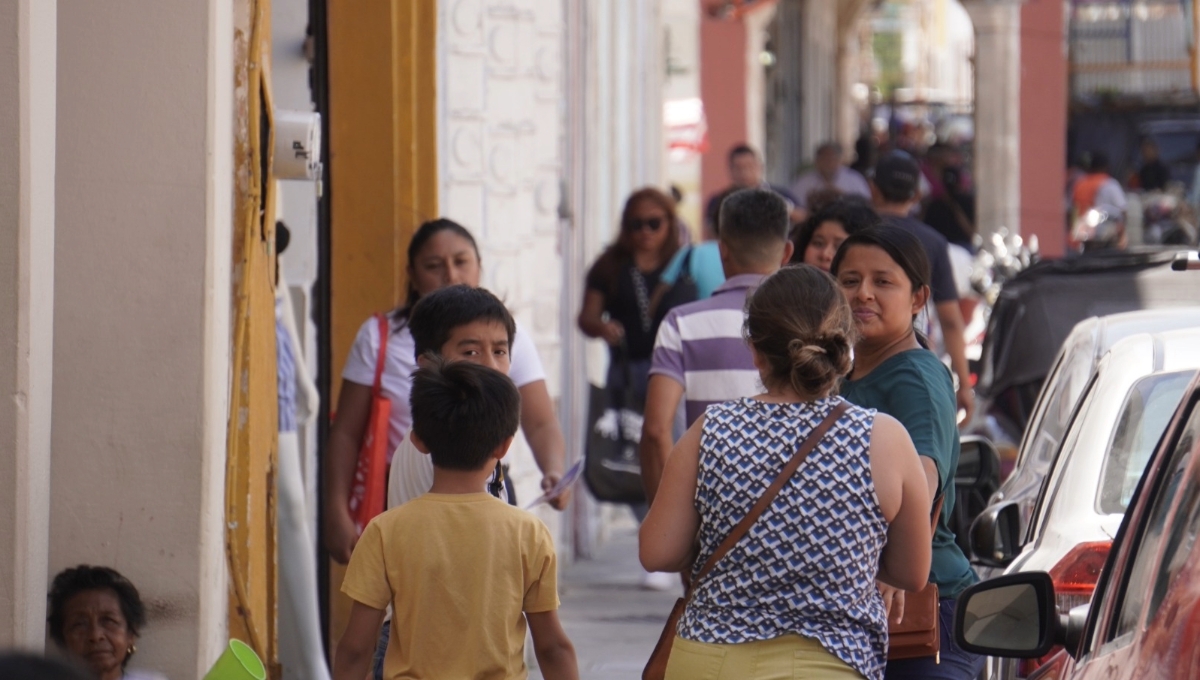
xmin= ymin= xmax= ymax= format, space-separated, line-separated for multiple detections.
xmin=679 ymin=397 xmax=889 ymax=680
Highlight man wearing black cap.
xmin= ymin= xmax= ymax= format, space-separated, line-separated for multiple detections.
xmin=871 ymin=150 xmax=974 ymax=424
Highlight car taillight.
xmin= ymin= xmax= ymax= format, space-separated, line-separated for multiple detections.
xmin=1048 ymin=540 xmax=1111 ymax=613
xmin=1017 ymin=541 xmax=1112 ymax=677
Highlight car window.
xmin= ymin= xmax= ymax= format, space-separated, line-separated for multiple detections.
xmin=1030 ymin=373 xmax=1099 ymax=541
xmin=1146 ymin=436 xmax=1200 ymax=623
xmin=1106 ymin=397 xmax=1200 ymax=645
xmin=1098 ymin=371 xmax=1197 ymax=514
xmin=1023 ymin=348 xmax=1095 ymax=471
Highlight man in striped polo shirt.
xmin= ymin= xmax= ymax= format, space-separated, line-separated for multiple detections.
xmin=639 ymin=188 xmax=794 ymax=501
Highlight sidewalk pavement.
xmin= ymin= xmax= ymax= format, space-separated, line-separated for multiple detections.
xmin=529 ymin=524 xmax=683 ymax=680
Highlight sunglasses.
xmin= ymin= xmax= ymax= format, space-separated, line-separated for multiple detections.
xmin=628 ymin=217 xmax=665 ymax=233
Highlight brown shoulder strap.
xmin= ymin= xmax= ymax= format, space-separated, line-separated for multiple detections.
xmin=930 ymin=494 xmax=945 ymax=533
xmin=688 ymin=401 xmax=851 ymax=591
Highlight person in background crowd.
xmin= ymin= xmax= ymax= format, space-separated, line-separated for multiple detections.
xmin=704 ymin=144 xmax=802 ymax=234
xmin=1188 ymin=142 xmax=1200 ymax=213
xmin=832 ymin=226 xmax=983 ymax=680
xmin=0 ymin=654 xmax=90 ymax=680
xmin=851 ymin=134 xmax=877 ymax=178
xmin=923 ymin=164 xmax=976 ymax=252
xmin=47 ymin=566 xmax=167 ymax=680
xmin=324 ymin=219 xmax=568 ymax=565
xmin=579 ymin=188 xmax=684 ymax=591
xmin=640 ymin=264 xmax=933 ymax=680
xmin=639 ymin=189 xmax=794 ymax=506
xmin=669 ymin=184 xmax=693 ymax=248
xmin=1070 ymin=151 xmax=1127 ymax=249
xmin=579 ymin=187 xmax=682 ymax=408
xmin=790 ymin=141 xmax=872 ymax=220
xmin=870 ymin=151 xmax=974 ymax=425
xmin=1072 ymin=151 xmax=1126 ymax=219
xmin=790 ymin=195 xmax=881 ymax=271
xmin=919 ymin=143 xmax=954 ymax=205
xmin=273 ymin=223 xmax=331 ymax=680
xmin=653 ymin=183 xmax=727 ymax=304
xmin=1133 ymin=138 xmax=1169 ymax=192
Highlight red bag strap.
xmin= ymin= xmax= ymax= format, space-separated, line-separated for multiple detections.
xmin=372 ymin=313 xmax=389 ymax=396
xmin=687 ymin=401 xmax=850 ymax=594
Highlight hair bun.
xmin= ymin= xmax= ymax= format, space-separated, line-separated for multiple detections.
xmin=788 ymin=338 xmax=828 ymax=358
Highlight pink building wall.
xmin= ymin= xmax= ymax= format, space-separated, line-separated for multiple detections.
xmin=700 ymin=11 xmax=748 ymax=204
xmin=1020 ymin=0 xmax=1068 ymax=258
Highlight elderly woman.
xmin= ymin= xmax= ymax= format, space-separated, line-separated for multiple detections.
xmin=48 ymin=566 xmax=166 ymax=680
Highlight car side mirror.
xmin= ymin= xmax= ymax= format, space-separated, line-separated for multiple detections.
xmin=958 ymin=435 xmax=1001 ymax=489
xmin=970 ymin=500 xmax=1022 ymax=567
xmin=954 ymin=572 xmax=1059 ymax=658
xmin=1064 ymin=603 xmax=1090 ymax=655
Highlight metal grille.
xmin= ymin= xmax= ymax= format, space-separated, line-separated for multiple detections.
xmin=1070 ymin=0 xmax=1193 ymax=98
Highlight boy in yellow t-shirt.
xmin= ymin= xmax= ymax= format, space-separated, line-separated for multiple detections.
xmin=333 ymin=360 xmax=578 ymax=680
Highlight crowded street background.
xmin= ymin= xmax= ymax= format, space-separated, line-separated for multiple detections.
xmin=4 ymin=1 xmax=1200 ymax=680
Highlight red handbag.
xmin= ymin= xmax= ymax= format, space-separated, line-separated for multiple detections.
xmin=348 ymin=313 xmax=391 ymax=534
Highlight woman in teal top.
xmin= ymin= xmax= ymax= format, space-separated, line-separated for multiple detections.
xmin=831 ymin=226 xmax=982 ymax=680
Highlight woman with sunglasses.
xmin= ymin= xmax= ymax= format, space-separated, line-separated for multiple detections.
xmin=578 ymin=187 xmax=681 ymax=406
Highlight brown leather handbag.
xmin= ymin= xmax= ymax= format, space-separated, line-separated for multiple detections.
xmin=886 ymin=495 xmax=946 ymax=662
xmin=642 ymin=403 xmax=850 ymax=680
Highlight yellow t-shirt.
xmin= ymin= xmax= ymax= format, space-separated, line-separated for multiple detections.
xmin=342 ymin=492 xmax=560 ymax=680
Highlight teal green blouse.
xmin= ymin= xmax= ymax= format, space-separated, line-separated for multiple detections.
xmin=840 ymin=348 xmax=978 ymax=599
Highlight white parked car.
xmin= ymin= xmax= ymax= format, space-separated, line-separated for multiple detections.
xmin=971 ymin=326 xmax=1200 ymax=680
xmin=984 ymin=308 xmax=1200 ymax=548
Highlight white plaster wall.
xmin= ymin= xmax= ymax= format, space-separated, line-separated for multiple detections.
xmin=0 ymin=0 xmax=56 ymax=651
xmin=438 ymin=0 xmax=664 ymax=550
xmin=51 ymin=1 xmax=232 ymax=676
xmin=438 ymin=0 xmax=567 ymax=534
xmin=661 ymin=0 xmax=701 ymax=231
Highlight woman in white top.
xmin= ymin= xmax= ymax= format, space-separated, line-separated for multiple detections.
xmin=323 ymin=218 xmax=568 ymax=564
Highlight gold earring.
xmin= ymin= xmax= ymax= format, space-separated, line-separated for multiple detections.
xmin=127 ymin=645 xmax=136 ymax=657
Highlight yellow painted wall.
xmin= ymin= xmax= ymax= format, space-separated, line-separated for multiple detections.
xmin=326 ymin=0 xmax=438 ymax=647
xmin=230 ymin=0 xmax=279 ymax=674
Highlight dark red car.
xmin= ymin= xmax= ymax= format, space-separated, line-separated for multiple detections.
xmin=952 ymin=339 xmax=1200 ymax=680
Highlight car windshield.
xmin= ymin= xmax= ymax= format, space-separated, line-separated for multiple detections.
xmin=1098 ymin=370 xmax=1197 ymax=514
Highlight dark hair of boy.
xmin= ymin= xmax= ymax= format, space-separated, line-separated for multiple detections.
xmin=717 ymin=188 xmax=790 ymax=267
xmin=408 ymin=284 xmax=517 ymax=359
xmin=409 ymin=359 xmax=521 ymax=471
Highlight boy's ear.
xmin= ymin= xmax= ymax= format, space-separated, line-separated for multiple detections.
xmin=415 ymin=353 xmax=433 ymax=369
xmin=410 ymin=430 xmax=431 ymax=455
xmin=490 ymin=436 xmax=516 ymax=461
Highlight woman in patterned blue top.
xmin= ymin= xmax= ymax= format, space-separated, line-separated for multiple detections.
xmin=640 ymin=265 xmax=934 ymax=680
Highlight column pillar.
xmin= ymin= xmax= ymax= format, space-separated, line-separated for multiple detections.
xmin=0 ymin=0 xmax=55 ymax=651
xmin=1019 ymin=0 xmax=1067 ymax=257
xmin=799 ymin=0 xmax=838 ymax=163
xmin=52 ymin=0 xmax=233 ymax=676
xmin=964 ymin=0 xmax=1023 ymax=241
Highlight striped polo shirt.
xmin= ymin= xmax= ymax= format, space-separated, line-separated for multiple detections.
xmin=649 ymin=274 xmax=764 ymax=426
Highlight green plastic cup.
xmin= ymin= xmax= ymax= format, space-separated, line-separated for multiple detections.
xmin=203 ymin=640 xmax=266 ymax=680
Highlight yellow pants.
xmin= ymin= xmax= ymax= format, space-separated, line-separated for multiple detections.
xmin=664 ymin=634 xmax=866 ymax=680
